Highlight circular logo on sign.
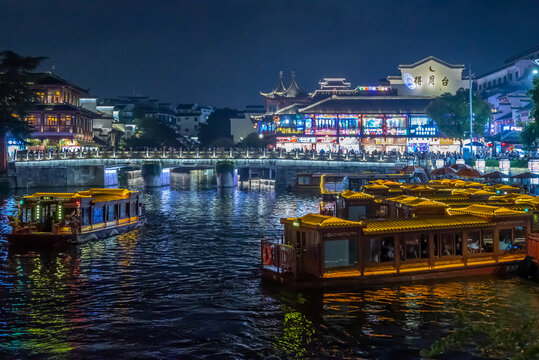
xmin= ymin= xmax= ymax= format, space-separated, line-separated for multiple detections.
xmin=403 ymin=73 xmax=416 ymax=90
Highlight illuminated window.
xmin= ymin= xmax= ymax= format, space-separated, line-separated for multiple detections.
xmin=26 ymin=115 xmax=38 ymax=126
xmin=93 ymin=207 xmax=104 ymax=223
xmin=45 ymin=115 xmax=58 ymax=127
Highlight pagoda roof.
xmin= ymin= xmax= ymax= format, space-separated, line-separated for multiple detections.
xmin=298 ymin=96 xmax=432 ymax=114
xmin=27 ymin=103 xmax=109 ymax=119
xmin=261 ymin=70 xmax=310 ymax=99
xmin=283 ymin=70 xmax=309 ymax=98
xmin=27 ymin=72 xmax=89 ymax=94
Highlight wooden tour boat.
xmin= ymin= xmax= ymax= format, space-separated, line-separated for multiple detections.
xmin=7 ymin=188 xmax=143 ymax=246
xmin=262 ymin=178 xmax=539 ymax=287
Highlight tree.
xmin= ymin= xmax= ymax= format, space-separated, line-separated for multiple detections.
xmin=198 ymin=108 xmax=235 ymax=146
xmin=426 ymin=88 xmax=491 ymax=151
xmin=125 ymin=106 xmax=182 ymax=148
xmin=520 ymin=77 xmax=539 ymax=152
xmin=236 ymin=132 xmax=269 ymax=148
xmin=0 ymin=50 xmax=47 ymax=174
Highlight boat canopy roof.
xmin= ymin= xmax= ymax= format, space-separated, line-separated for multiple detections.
xmin=363 ymin=215 xmax=490 ymax=235
xmin=449 ymin=204 xmax=526 ymax=218
xmin=281 ymin=213 xmax=363 ymax=229
xmin=23 ymin=188 xmax=138 ymax=203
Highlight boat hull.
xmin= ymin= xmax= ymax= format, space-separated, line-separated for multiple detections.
xmin=261 ymin=261 xmax=522 ymax=289
xmin=6 ymin=221 xmax=143 ymax=247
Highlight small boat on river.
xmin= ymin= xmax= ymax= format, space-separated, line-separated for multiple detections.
xmin=7 ymin=188 xmax=143 ymax=246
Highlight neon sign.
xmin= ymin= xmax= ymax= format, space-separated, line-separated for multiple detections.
xmin=409 ymin=117 xmax=438 ymax=136
xmin=362 ymin=116 xmax=383 ymax=136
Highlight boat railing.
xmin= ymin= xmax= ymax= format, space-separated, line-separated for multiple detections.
xmin=261 ymin=238 xmax=295 ymax=275
xmin=529 ymin=233 xmax=539 ymax=261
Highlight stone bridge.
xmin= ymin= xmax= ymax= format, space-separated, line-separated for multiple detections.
xmin=9 ymin=148 xmax=427 ymax=188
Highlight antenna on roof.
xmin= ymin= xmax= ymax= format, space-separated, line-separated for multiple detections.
xmin=50 ymin=64 xmax=55 ymax=74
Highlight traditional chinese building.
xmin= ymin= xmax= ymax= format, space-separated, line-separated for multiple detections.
xmin=475 ymin=45 xmax=539 ymax=135
xmin=24 ymin=73 xmax=97 ymax=150
xmin=256 ymin=56 xmax=469 ymax=153
xmin=387 ymin=56 xmax=468 ymax=96
xmin=260 ymin=71 xmax=311 ymax=113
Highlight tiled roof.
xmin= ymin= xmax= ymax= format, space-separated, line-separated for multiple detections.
xmin=340 ymin=190 xmax=374 ymax=200
xmin=449 ymin=204 xmax=526 ymax=217
xmin=298 ymin=96 xmax=433 ymax=114
xmin=282 ymin=213 xmax=363 ymax=229
xmin=24 ymin=188 xmax=137 ymax=202
xmin=363 ymin=215 xmax=489 ymax=235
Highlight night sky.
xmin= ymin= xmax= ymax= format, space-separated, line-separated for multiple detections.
xmin=1 ymin=0 xmax=538 ymax=108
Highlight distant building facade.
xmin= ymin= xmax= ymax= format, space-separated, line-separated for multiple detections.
xmin=475 ymin=45 xmax=539 ymax=136
xmin=255 ymin=57 xmax=470 ymax=153
xmin=24 ymin=73 xmax=97 ymax=150
xmin=175 ymin=103 xmax=214 ymax=139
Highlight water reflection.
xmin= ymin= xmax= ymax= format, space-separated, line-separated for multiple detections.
xmin=0 ymin=176 xmax=537 ymax=359
xmin=0 ymin=246 xmax=80 ymax=358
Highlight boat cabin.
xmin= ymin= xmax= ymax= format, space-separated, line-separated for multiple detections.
xmin=262 ymin=204 xmax=531 ymax=287
xmin=9 ymin=188 xmax=142 ymax=245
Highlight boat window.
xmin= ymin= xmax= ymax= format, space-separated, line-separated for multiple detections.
xmin=482 ymin=230 xmax=494 ymax=252
xmin=82 ymin=207 xmax=90 ymax=225
xmin=467 ymin=231 xmax=481 ymax=254
xmin=513 ymin=227 xmax=527 ymax=250
xmin=107 ymin=205 xmax=115 ymax=221
xmin=324 ymin=238 xmax=359 ymax=268
xmin=120 ymin=203 xmax=127 ymax=218
xmin=370 ymin=237 xmax=394 ymax=263
xmin=499 ymin=229 xmax=513 ymax=251
xmin=298 ymin=176 xmax=310 ymax=185
xmin=349 ymin=205 xmax=366 ymax=221
xmin=375 ymin=205 xmax=388 ymax=217
xmin=400 ymin=236 xmax=419 ymax=260
xmin=440 ymin=233 xmax=454 ymax=256
xmin=420 ymin=233 xmax=429 ymax=258
xmin=22 ymin=208 xmax=32 ymax=223
xmin=93 ymin=207 xmax=104 ymax=223
xmin=130 ymin=202 xmax=136 ymax=217
xmin=456 ymin=233 xmax=463 ymax=255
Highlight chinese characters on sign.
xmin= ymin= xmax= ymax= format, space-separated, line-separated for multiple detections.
xmin=407 ymin=70 xmax=449 ymax=88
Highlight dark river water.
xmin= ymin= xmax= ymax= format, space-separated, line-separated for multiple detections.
xmin=0 ymin=172 xmax=538 ymax=359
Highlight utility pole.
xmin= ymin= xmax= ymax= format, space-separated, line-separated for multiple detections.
xmin=469 ymin=64 xmax=474 ymax=159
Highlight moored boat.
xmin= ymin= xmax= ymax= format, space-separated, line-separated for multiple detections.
xmin=7 ymin=188 xmax=143 ymax=246
xmin=262 ymin=177 xmax=538 ymax=288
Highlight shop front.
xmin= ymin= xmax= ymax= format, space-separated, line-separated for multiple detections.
xmin=315 ymin=136 xmax=338 ymax=152
xmin=338 ymin=136 xmax=361 ymax=152
xmin=276 ymin=136 xmax=317 ymax=151
xmin=429 ymin=138 xmax=460 ymax=153
xmin=362 ymin=137 xmax=407 ymax=153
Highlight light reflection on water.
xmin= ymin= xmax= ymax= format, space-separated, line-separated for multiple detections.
xmin=0 ymin=171 xmax=537 ymax=359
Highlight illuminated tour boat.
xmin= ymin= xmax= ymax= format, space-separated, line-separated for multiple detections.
xmin=7 ymin=188 xmax=143 ymax=246
xmin=261 ymin=179 xmax=539 ymax=287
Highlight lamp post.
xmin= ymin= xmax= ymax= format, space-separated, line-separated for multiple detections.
xmin=469 ymin=64 xmax=474 ymax=159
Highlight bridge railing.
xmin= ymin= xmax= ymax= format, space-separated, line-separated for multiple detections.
xmin=12 ymin=148 xmax=412 ymax=164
